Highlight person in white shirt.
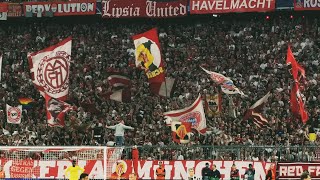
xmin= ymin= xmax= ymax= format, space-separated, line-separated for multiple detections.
xmin=106 ymin=120 xmax=134 ymax=146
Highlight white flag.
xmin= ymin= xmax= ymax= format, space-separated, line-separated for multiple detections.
xmin=28 ymin=37 xmax=72 ymax=101
xmin=201 ymin=66 xmax=245 ymax=95
xmin=164 ymin=94 xmax=207 ymax=134
xmin=6 ymin=104 xmax=22 ymax=124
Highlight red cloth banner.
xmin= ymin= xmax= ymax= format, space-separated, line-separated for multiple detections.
xmin=7 ymin=3 xmax=22 ymax=17
xmin=295 ymin=0 xmax=320 ymax=11
xmin=0 ymin=3 xmax=8 ymax=12
xmin=279 ymin=163 xmax=320 ymax=179
xmin=102 ymin=0 xmax=187 ymax=18
xmin=190 ymin=0 xmax=275 ymax=14
xmin=23 ymin=0 xmax=96 ymax=16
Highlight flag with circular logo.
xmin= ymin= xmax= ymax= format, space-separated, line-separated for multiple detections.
xmin=28 ymin=37 xmax=71 ymax=101
xmin=6 ymin=104 xmax=22 ymax=124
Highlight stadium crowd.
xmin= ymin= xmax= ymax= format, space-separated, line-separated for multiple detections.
xmin=0 ymin=14 xmax=320 ymax=161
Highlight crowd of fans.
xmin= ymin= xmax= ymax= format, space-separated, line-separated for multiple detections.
xmin=0 ymin=13 xmax=320 ymax=161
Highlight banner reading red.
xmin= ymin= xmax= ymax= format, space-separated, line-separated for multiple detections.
xmin=279 ymin=162 xmax=320 ymax=179
xmin=294 ymin=0 xmax=320 ymax=11
xmin=190 ymin=0 xmax=276 ymax=14
xmin=102 ymin=0 xmax=187 ymax=18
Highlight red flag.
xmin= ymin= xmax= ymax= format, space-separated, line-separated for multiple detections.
xmin=287 ymin=46 xmax=308 ymax=123
xmin=290 ymin=82 xmax=308 ymax=123
xmin=45 ymin=94 xmax=74 ymax=127
xmin=286 ymin=46 xmax=305 ymax=81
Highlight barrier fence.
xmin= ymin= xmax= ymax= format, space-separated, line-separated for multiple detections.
xmin=0 ymin=145 xmax=319 ymax=179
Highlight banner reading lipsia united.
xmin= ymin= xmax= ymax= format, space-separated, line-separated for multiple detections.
xmin=294 ymin=0 xmax=320 ymax=11
xmin=190 ymin=0 xmax=276 ymax=14
xmin=102 ymin=0 xmax=187 ymax=18
xmin=278 ymin=162 xmax=320 ymax=179
xmin=23 ymin=0 xmax=96 ymax=17
xmin=0 ymin=159 xmax=274 ymax=179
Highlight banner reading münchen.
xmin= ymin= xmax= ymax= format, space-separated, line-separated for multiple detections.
xmin=190 ymin=0 xmax=276 ymax=14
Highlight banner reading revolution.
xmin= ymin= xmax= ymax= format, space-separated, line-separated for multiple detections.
xmin=0 ymin=159 xmax=275 ymax=179
xmin=279 ymin=162 xmax=320 ymax=179
xmin=190 ymin=0 xmax=276 ymax=14
xmin=23 ymin=0 xmax=96 ymax=17
xmin=102 ymin=0 xmax=187 ymax=18
xmin=294 ymin=0 xmax=320 ymax=10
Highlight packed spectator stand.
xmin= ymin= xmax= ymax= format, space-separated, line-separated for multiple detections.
xmin=0 ymin=12 xmax=320 ymax=162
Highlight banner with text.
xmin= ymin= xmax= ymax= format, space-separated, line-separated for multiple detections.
xmin=279 ymin=162 xmax=320 ymax=179
xmin=190 ymin=0 xmax=276 ymax=14
xmin=294 ymin=0 xmax=320 ymax=11
xmin=0 ymin=159 xmax=275 ymax=179
xmin=101 ymin=0 xmax=187 ymax=18
xmin=8 ymin=3 xmax=22 ymax=17
xmin=23 ymin=1 xmax=96 ymax=17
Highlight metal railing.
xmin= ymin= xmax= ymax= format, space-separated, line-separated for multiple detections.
xmin=121 ymin=145 xmax=320 ymax=162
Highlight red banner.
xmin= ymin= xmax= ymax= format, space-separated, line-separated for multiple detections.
xmin=0 ymin=3 xmax=8 ymax=12
xmin=190 ymin=0 xmax=276 ymax=14
xmin=279 ymin=163 xmax=320 ymax=179
xmin=23 ymin=0 xmax=96 ymax=17
xmin=7 ymin=3 xmax=22 ymax=17
xmin=295 ymin=0 xmax=320 ymax=10
xmin=0 ymin=159 xmax=274 ymax=179
xmin=102 ymin=0 xmax=187 ymax=18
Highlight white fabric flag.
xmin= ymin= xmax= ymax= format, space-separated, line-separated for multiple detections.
xmin=164 ymin=94 xmax=207 ymax=134
xmin=6 ymin=104 xmax=22 ymax=124
xmin=28 ymin=37 xmax=72 ymax=101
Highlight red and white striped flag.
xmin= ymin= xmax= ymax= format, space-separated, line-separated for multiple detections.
xmin=243 ymin=92 xmax=271 ymax=128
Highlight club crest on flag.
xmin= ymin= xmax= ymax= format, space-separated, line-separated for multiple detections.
xmin=205 ymin=94 xmax=222 ymax=117
xmin=37 ymin=51 xmax=70 ymax=95
xmin=171 ymin=121 xmax=192 ymax=144
xmin=6 ymin=104 xmax=22 ymax=124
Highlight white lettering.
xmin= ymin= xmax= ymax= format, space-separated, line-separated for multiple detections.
xmin=192 ymin=1 xmax=200 ymax=10
xmin=257 ymin=0 xmax=265 ymax=8
xmin=266 ymin=0 xmax=273 ymax=8
xmin=200 ymin=1 xmax=208 ymax=10
xmin=56 ymin=161 xmax=71 ymax=178
xmin=39 ymin=161 xmax=55 ymax=178
xmin=89 ymin=161 xmax=103 ymax=179
xmin=102 ymin=0 xmax=140 ymax=18
xmin=138 ymin=161 xmax=153 ymax=179
xmin=288 ymin=166 xmax=295 ymax=176
xmin=216 ymin=0 xmax=223 ymax=10
xmin=279 ymin=166 xmax=287 ymax=176
xmin=248 ymin=0 xmax=256 ymax=8
xmin=231 ymin=0 xmax=240 ymax=9
xmin=239 ymin=0 xmax=248 ymax=8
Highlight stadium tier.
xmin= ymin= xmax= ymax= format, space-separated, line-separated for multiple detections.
xmin=0 ymin=0 xmax=320 ymax=179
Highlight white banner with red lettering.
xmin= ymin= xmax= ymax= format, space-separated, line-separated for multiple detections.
xmin=0 ymin=159 xmax=274 ymax=179
xmin=279 ymin=162 xmax=320 ymax=179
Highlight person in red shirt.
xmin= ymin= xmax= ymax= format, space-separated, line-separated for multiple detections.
xmin=230 ymin=164 xmax=240 ymax=180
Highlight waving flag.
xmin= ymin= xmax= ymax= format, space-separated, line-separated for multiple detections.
xmin=6 ymin=104 xmax=22 ymax=124
xmin=133 ymin=28 xmax=171 ymax=97
xmin=164 ymin=94 xmax=206 ymax=134
xmin=201 ymin=67 xmax=244 ymax=95
xmin=18 ymin=97 xmax=34 ymax=109
xmin=45 ymin=94 xmax=74 ymax=127
xmin=286 ymin=46 xmax=308 ymax=123
xmin=243 ymin=92 xmax=271 ymax=128
xmin=28 ymin=37 xmax=72 ymax=101
xmin=101 ymin=74 xmax=132 ymax=103
xmin=171 ymin=121 xmax=192 ymax=144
